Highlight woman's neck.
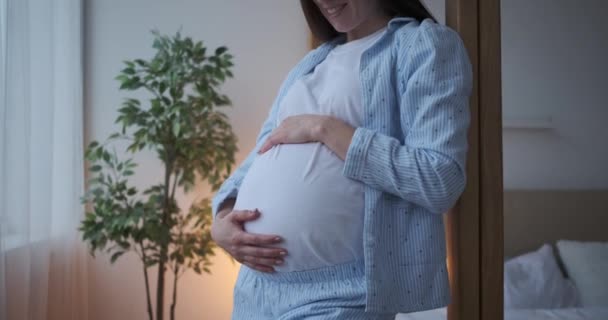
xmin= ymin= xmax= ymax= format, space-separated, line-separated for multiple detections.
xmin=346 ymin=14 xmax=392 ymax=42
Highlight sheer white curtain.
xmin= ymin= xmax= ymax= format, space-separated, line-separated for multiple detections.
xmin=0 ymin=0 xmax=89 ymax=319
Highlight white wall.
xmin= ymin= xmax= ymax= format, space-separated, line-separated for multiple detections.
xmin=502 ymin=0 xmax=608 ymax=189
xmin=422 ymin=0 xmax=445 ymax=24
xmin=84 ymin=1 xmax=308 ymax=319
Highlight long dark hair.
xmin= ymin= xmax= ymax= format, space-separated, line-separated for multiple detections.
xmin=301 ymin=0 xmax=435 ymax=42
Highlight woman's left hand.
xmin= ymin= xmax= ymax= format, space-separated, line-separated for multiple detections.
xmin=258 ymin=114 xmax=356 ymax=160
xmin=258 ymin=115 xmax=327 ymax=154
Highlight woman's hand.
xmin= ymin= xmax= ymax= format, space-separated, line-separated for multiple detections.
xmin=258 ymin=115 xmax=327 ymax=154
xmin=259 ymin=115 xmax=355 ymax=161
xmin=211 ymin=208 xmax=287 ymax=273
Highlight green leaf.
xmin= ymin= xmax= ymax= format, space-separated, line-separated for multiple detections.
xmin=134 ymin=59 xmax=147 ymax=67
xmin=215 ymin=46 xmax=228 ymax=55
xmin=119 ymin=81 xmax=130 ymax=90
xmin=172 ymin=122 xmax=181 ymax=137
xmin=115 ymin=74 xmax=129 ymax=83
xmin=124 ymin=170 xmax=135 ymax=176
xmin=150 ymin=59 xmax=162 ymax=72
xmin=90 ymin=165 xmax=102 ymax=172
xmin=121 ymin=67 xmax=136 ymax=75
xmin=110 ymin=251 xmax=126 ymax=263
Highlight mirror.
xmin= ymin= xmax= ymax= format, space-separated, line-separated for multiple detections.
xmin=502 ymin=0 xmax=608 ymax=317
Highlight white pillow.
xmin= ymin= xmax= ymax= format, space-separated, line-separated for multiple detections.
xmin=556 ymin=240 xmax=608 ymax=307
xmin=504 ymin=244 xmax=581 ymax=309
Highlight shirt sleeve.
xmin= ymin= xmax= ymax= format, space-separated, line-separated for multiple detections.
xmin=342 ymin=21 xmax=473 ymax=214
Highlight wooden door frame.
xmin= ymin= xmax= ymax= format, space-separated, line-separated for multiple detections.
xmin=446 ymin=0 xmax=504 ymax=319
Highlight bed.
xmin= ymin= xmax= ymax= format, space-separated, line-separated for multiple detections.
xmin=397 ymin=307 xmax=608 ymax=320
xmin=396 ymin=190 xmax=608 ymax=319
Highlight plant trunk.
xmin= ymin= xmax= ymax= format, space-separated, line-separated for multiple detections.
xmin=170 ymin=264 xmax=179 ymax=320
xmin=156 ymin=248 xmax=167 ymax=320
xmin=157 ymin=152 xmax=174 ymax=320
xmin=141 ymin=244 xmax=154 ymax=320
xmin=145 ymin=276 xmax=154 ymax=320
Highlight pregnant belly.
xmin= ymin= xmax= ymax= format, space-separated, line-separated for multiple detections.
xmin=233 ymin=142 xmax=365 ymax=272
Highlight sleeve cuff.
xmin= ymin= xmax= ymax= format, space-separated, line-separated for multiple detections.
xmin=211 ymin=186 xmax=238 ymax=218
xmin=342 ymin=127 xmax=375 ymax=181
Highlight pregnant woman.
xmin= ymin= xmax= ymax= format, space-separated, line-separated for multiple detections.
xmin=211 ymin=0 xmax=472 ymax=318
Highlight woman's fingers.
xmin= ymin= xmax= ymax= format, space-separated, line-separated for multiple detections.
xmin=228 ymin=210 xmax=284 ymax=246
xmin=258 ymin=115 xmax=327 ymax=154
xmin=258 ymin=135 xmax=280 ymax=154
xmin=235 ymin=231 xmax=283 ymax=246
xmin=242 ymin=262 xmax=275 ymax=273
xmin=237 ymin=245 xmax=287 ymax=259
xmin=234 ymin=245 xmax=286 ymax=273
xmin=259 ymin=125 xmax=291 ymax=154
xmin=258 ymin=143 xmax=270 ymax=154
xmin=212 ymin=209 xmax=287 ymax=273
xmin=230 ymin=209 xmax=260 ymax=223
xmin=242 ymin=255 xmax=283 ymax=268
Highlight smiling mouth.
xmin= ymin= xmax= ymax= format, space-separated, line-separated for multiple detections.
xmin=325 ymin=3 xmax=347 ymax=17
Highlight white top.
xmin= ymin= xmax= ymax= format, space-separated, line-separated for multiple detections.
xmin=234 ymin=28 xmax=387 ymax=272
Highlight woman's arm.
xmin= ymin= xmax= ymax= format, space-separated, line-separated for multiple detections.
xmin=315 ymin=117 xmax=355 ymax=160
xmin=339 ymin=23 xmax=473 ymax=214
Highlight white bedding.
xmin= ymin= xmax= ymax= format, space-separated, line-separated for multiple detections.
xmin=504 ymin=308 xmax=608 ymax=320
xmin=396 ymin=308 xmax=446 ymax=320
xmin=396 ymin=307 xmax=608 ymax=320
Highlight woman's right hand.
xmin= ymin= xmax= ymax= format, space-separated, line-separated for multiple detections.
xmin=211 ymin=208 xmax=287 ymax=273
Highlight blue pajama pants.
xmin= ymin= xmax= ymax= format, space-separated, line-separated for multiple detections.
xmin=231 ymin=260 xmax=395 ymax=320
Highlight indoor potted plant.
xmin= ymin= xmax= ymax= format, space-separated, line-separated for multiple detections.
xmin=80 ymin=30 xmax=237 ymax=320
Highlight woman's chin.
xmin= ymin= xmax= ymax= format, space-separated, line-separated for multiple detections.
xmin=328 ymin=21 xmax=355 ymax=34
xmin=334 ymin=27 xmax=352 ymax=34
